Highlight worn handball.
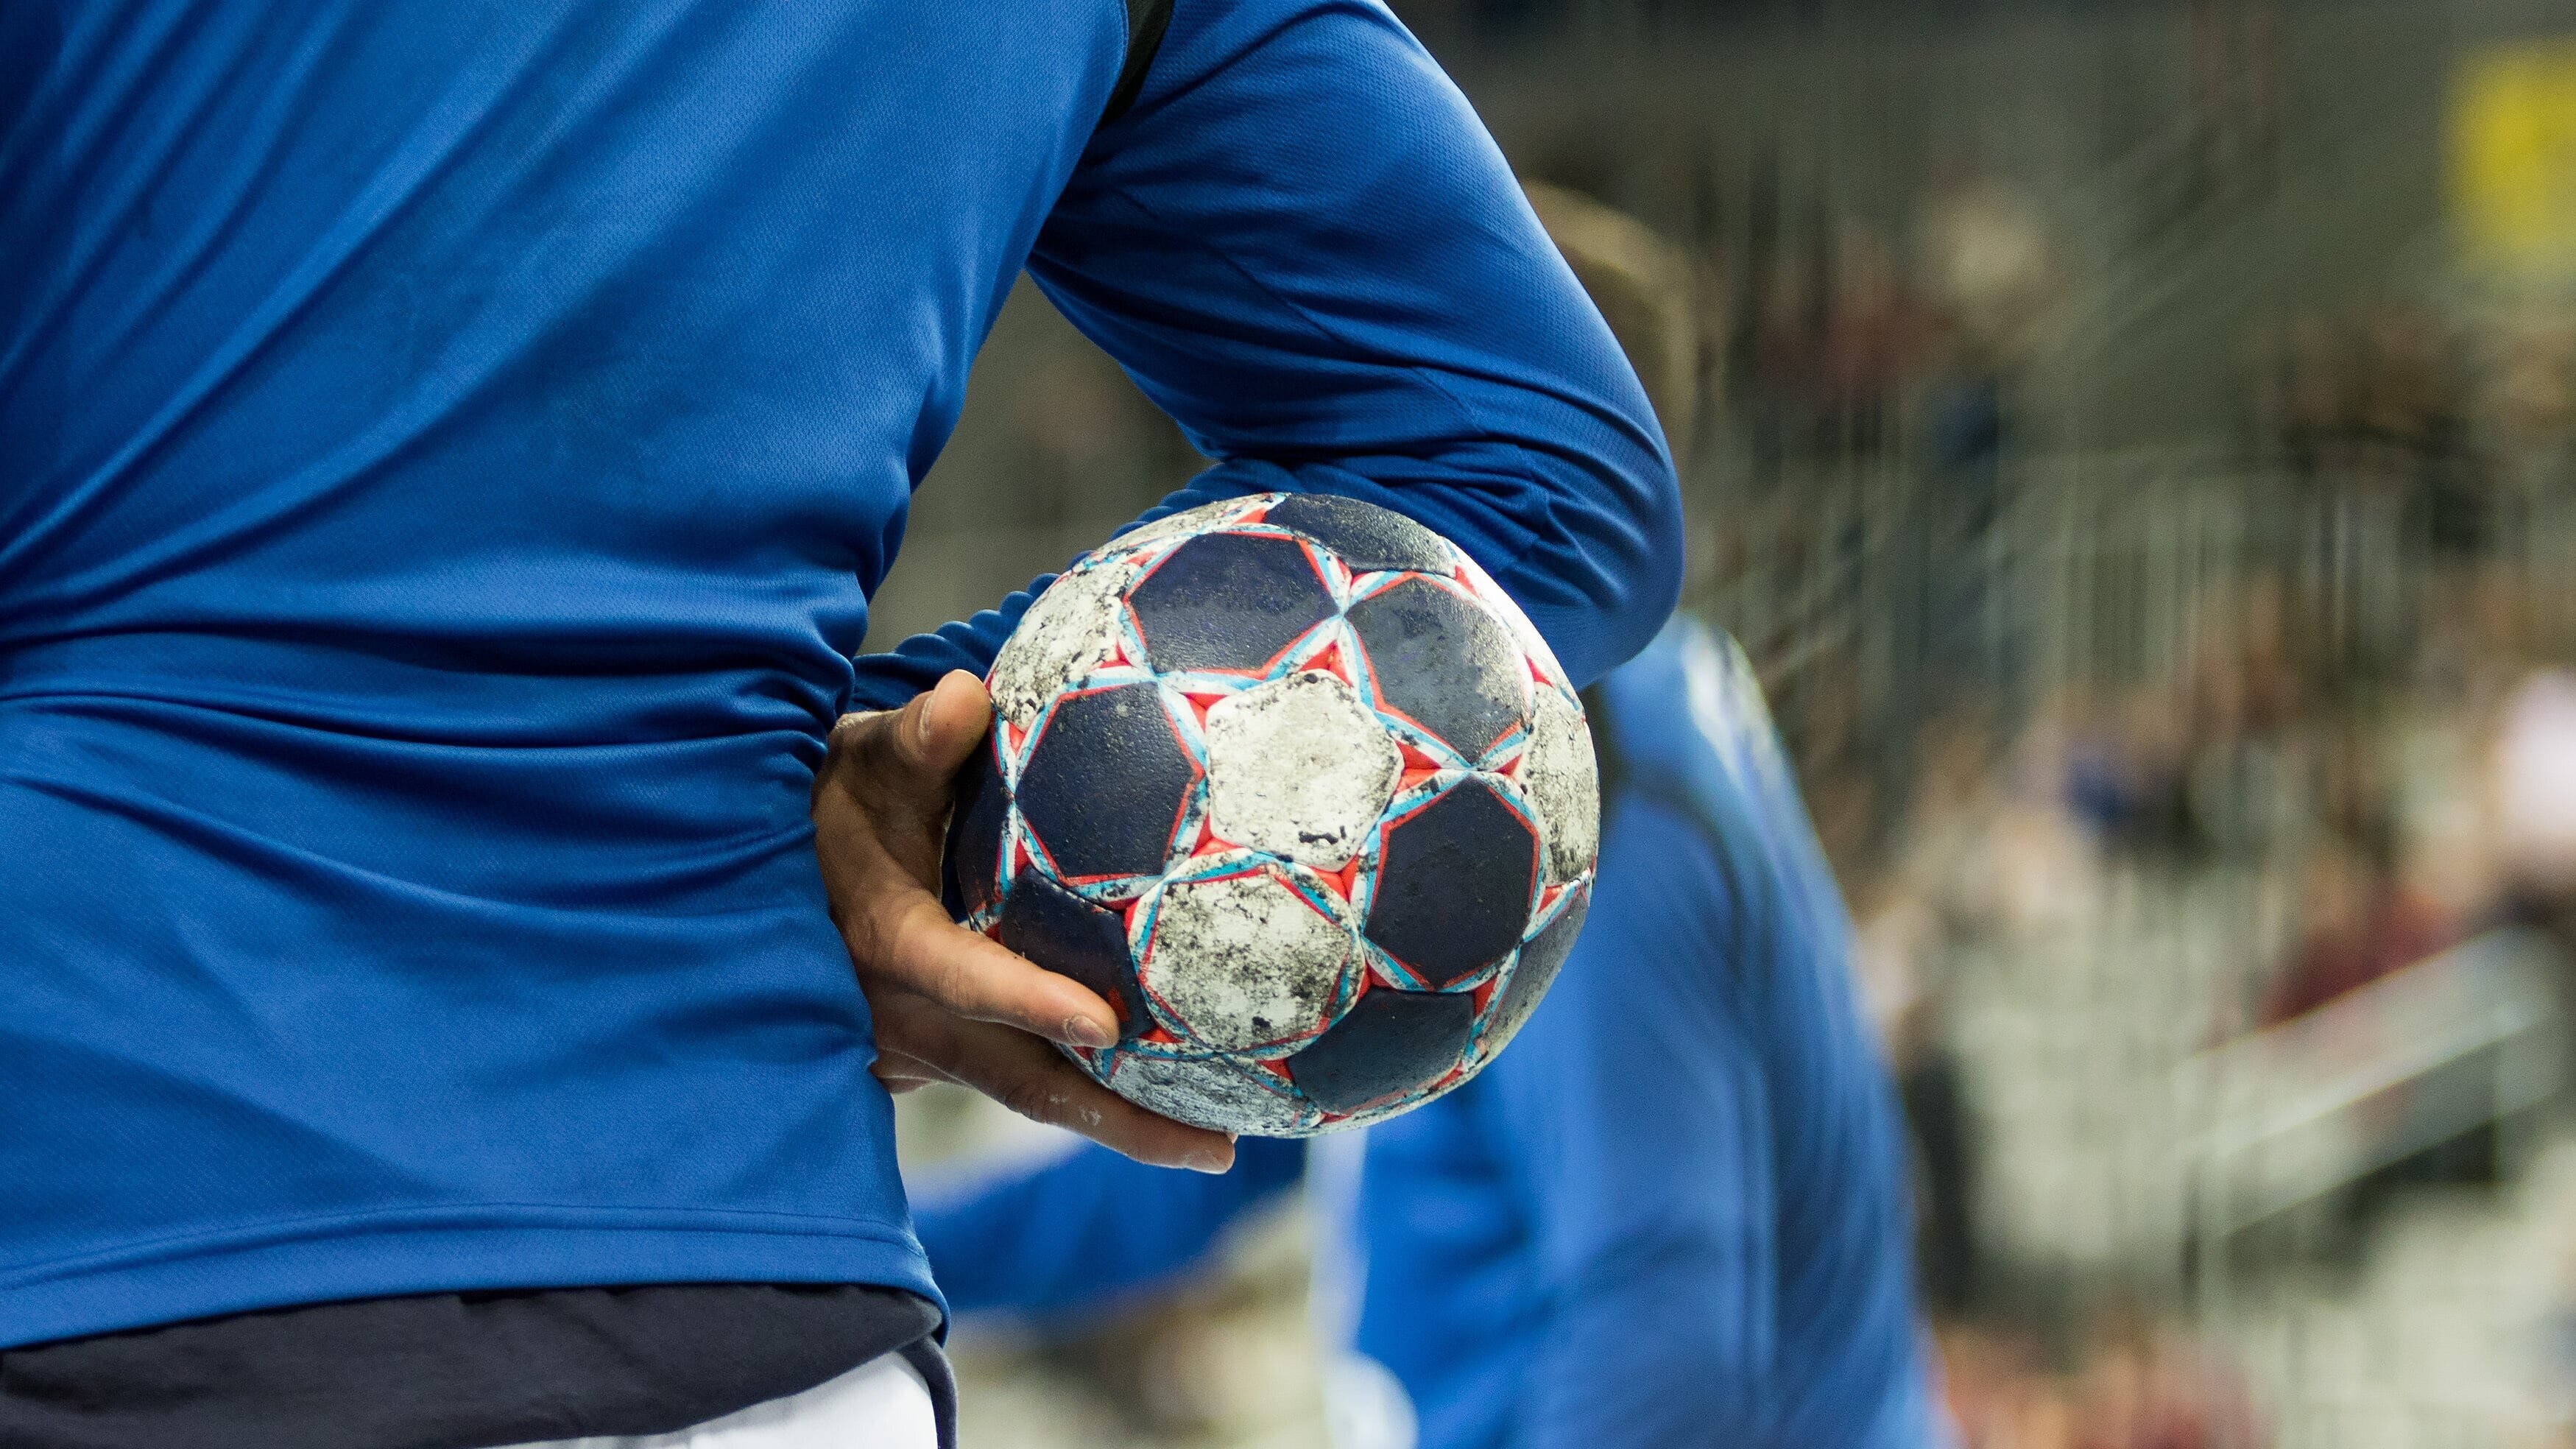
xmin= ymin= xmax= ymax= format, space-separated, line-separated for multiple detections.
xmin=941 ymin=493 xmax=1599 ymax=1135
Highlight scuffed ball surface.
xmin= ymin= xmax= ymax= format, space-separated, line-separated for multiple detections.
xmin=1141 ymin=856 xmax=1355 ymax=1051
xmin=944 ymin=493 xmax=1599 ymax=1135
xmin=1202 ymin=672 xmax=1400 ymax=869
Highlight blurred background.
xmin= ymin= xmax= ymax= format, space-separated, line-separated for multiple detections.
xmin=874 ymin=1 xmax=2576 ymax=1445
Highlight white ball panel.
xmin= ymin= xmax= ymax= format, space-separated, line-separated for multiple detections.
xmin=1522 ymin=685 xmax=1601 ymax=886
xmin=1203 ymin=671 xmax=1402 ymax=870
xmin=1096 ymin=495 xmax=1280 ymax=559
xmin=1105 ymin=1052 xmax=1308 ymax=1135
xmin=987 ymin=554 xmax=1146 ymax=731
xmin=1143 ymin=861 xmax=1352 ymax=1051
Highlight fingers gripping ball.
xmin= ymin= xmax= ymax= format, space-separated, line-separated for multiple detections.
xmin=942 ymin=494 xmax=1600 ymax=1135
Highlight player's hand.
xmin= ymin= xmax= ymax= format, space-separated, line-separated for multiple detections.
xmin=811 ymin=669 xmax=1236 ymax=1174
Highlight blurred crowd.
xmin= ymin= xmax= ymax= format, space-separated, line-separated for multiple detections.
xmin=1810 ymin=281 xmax=2576 ymax=1449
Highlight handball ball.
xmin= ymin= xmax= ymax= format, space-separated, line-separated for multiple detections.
xmin=941 ymin=493 xmax=1599 ymax=1135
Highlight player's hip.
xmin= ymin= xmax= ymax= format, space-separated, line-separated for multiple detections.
xmin=493 ymin=1348 xmax=949 ymax=1449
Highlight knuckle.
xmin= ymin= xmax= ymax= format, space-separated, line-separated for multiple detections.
xmin=996 ymin=1074 xmax=1068 ymax=1126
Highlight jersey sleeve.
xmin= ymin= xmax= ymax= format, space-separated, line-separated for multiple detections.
xmin=911 ymin=1138 xmax=1306 ymax=1319
xmin=845 ymin=0 xmax=1681 ymax=711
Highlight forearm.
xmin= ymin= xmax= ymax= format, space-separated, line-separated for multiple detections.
xmin=914 ymin=1138 xmax=1305 ymax=1318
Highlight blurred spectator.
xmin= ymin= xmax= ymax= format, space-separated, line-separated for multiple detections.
xmin=2259 ymin=830 xmax=2452 ymax=1028
xmin=2069 ymin=1312 xmax=2264 ymax=1449
xmin=1938 ymin=1326 xmax=2073 ymax=1449
xmin=1853 ymin=872 xmax=1982 ymax=1316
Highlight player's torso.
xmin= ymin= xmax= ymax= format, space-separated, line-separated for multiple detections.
xmin=0 ymin=0 xmax=1126 ymax=1342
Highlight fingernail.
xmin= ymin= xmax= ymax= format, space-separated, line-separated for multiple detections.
xmin=1062 ymin=1014 xmax=1116 ymax=1049
xmin=1184 ymin=1148 xmax=1234 ymax=1175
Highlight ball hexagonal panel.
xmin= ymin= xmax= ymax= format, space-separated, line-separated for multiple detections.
xmin=1106 ymin=1051 xmax=1308 ymax=1135
xmin=1140 ymin=859 xmax=1352 ymax=1051
xmin=1482 ymin=882 xmax=1589 ymax=1054
xmin=987 ymin=554 xmax=1146 ymax=730
xmin=940 ymin=735 xmax=1010 ymax=920
xmin=998 ymin=870 xmax=1151 ymax=1042
xmin=1520 ymin=685 xmax=1601 ymax=887
xmin=1262 ymin=493 xmax=1452 ymax=575
xmin=1364 ymin=779 xmax=1538 ymax=988
xmin=1203 ymin=671 xmax=1402 ymax=870
xmin=1285 ymin=986 xmax=1477 ymax=1114
xmin=1127 ymin=532 xmax=1335 ymax=675
xmin=1451 ymin=549 xmax=1567 ymax=691
xmin=1345 ymin=578 xmax=1530 ymax=759
xmin=1018 ymin=684 xmax=1194 ymax=881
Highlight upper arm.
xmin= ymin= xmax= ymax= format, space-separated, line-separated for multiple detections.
xmin=912 ymin=1138 xmax=1305 ymax=1319
xmin=1020 ymin=0 xmax=1681 ymax=687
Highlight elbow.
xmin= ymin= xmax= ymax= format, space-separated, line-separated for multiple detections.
xmin=1521 ymin=423 xmax=1683 ymax=689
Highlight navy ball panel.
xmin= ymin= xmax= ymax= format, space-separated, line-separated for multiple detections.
xmin=1127 ymin=532 xmax=1335 ymax=674
xmin=1018 ymin=685 xmax=1195 ymax=881
xmin=1347 ymin=579 xmax=1528 ymax=758
xmin=1487 ymin=882 xmax=1589 ymax=1044
xmin=1286 ymin=987 xmax=1477 ymax=1113
xmin=1364 ymin=779 xmax=1536 ymax=987
xmin=998 ymin=870 xmax=1151 ymax=1040
xmin=942 ymin=736 xmax=1009 ymax=920
xmin=1263 ymin=493 xmax=1450 ymax=574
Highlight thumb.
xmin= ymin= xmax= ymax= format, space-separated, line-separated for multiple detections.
xmin=857 ymin=671 xmax=992 ymax=798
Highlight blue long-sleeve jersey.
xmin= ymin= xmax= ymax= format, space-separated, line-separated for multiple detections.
xmin=0 ymin=0 xmax=1678 ymax=1350
xmin=916 ymin=621 xmax=1947 ymax=1448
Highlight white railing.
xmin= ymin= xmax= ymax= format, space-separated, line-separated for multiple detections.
xmin=2184 ymin=928 xmax=2571 ymax=1243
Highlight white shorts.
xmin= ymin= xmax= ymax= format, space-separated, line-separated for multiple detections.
xmin=501 ymin=1350 xmax=939 ymax=1449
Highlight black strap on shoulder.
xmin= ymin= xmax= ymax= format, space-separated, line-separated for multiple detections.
xmin=1100 ymin=0 xmax=1174 ymax=126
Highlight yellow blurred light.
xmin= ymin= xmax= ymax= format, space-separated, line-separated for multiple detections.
xmin=2453 ymin=38 xmax=2576 ymax=270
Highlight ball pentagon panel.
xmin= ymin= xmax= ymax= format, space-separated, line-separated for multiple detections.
xmin=1345 ymin=578 xmax=1531 ymax=760
xmin=1017 ymin=683 xmax=1195 ymax=882
xmin=997 ymin=870 xmax=1151 ymax=1043
xmin=1262 ymin=493 xmax=1453 ymax=574
xmin=1126 ymin=532 xmax=1336 ymax=675
xmin=1481 ymin=881 xmax=1590 ymax=1055
xmin=1203 ymin=671 xmax=1402 ymax=870
xmin=1363 ymin=778 xmax=1539 ymax=989
xmin=1139 ymin=856 xmax=1355 ymax=1052
xmin=1450 ymin=548 xmax=1573 ymax=694
xmin=940 ymin=735 xmax=1009 ymax=921
xmin=1285 ymin=987 xmax=1478 ymax=1115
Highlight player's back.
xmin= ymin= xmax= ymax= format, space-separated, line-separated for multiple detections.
xmin=0 ymin=0 xmax=1126 ymax=1347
